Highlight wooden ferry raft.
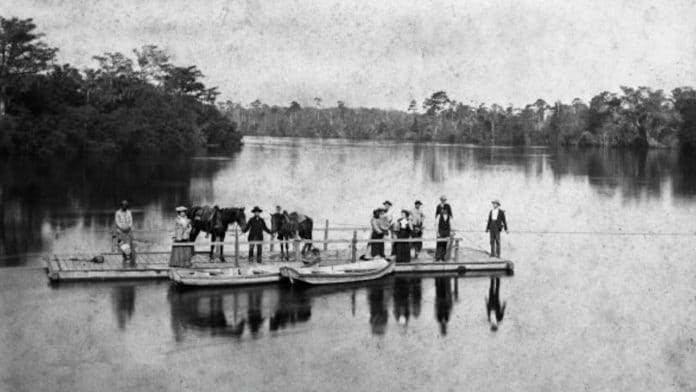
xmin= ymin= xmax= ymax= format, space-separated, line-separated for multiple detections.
xmin=46 ymin=246 xmax=513 ymax=282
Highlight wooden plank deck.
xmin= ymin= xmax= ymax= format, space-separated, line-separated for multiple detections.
xmin=46 ymin=246 xmax=513 ymax=282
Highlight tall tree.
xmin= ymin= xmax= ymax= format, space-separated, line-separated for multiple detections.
xmin=422 ymin=91 xmax=450 ymax=116
xmin=0 ymin=17 xmax=57 ymax=116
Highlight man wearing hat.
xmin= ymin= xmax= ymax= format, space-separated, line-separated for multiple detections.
xmin=114 ymin=200 xmax=136 ymax=266
xmin=485 ymin=200 xmax=508 ymax=258
xmin=435 ymin=195 xmax=453 ymax=220
xmin=410 ymin=200 xmax=425 ymax=259
xmin=242 ymin=206 xmax=272 ymax=263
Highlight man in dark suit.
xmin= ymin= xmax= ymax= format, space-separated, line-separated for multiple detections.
xmin=435 ymin=195 xmax=453 ymax=220
xmin=242 ymin=206 xmax=272 ymax=263
xmin=485 ymin=199 xmax=508 ymax=258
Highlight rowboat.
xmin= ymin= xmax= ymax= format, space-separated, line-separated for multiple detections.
xmin=279 ymin=258 xmax=394 ymax=285
xmin=169 ymin=264 xmax=292 ymax=287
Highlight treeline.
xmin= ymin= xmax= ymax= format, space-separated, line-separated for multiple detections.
xmin=225 ymin=88 xmax=696 ymax=149
xmin=0 ymin=17 xmax=241 ymax=156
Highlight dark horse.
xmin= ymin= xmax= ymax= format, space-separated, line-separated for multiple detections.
xmin=271 ymin=211 xmax=314 ymax=261
xmin=188 ymin=205 xmax=246 ymax=262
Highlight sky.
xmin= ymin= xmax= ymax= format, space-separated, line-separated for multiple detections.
xmin=2 ymin=0 xmax=695 ymax=109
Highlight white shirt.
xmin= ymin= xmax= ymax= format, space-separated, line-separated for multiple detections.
xmin=115 ymin=209 xmax=133 ymax=231
xmin=491 ymin=208 xmax=499 ymax=220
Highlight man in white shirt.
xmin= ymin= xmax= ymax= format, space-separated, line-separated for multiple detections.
xmin=114 ymin=200 xmax=136 ymax=265
xmin=410 ymin=200 xmax=425 ymax=259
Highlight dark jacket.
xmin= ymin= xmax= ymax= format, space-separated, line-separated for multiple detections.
xmin=435 ymin=203 xmax=453 ymax=218
xmin=243 ymin=216 xmax=272 ymax=240
xmin=486 ymin=209 xmax=508 ymax=232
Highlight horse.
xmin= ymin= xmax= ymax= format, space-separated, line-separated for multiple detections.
xmin=187 ymin=205 xmax=246 ymax=262
xmin=272 ymin=211 xmax=314 ymax=260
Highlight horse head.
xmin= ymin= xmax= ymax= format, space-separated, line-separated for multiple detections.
xmin=219 ymin=207 xmax=246 ymax=229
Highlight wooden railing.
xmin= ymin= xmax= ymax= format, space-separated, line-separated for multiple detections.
xmin=171 ymin=230 xmax=461 ymax=268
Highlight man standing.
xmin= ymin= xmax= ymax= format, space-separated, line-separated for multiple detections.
xmin=485 ymin=200 xmax=508 ymax=258
xmin=114 ymin=200 xmax=136 ymax=266
xmin=410 ymin=200 xmax=425 ymax=259
xmin=381 ymin=201 xmax=396 ymax=256
xmin=435 ymin=195 xmax=453 ymax=220
xmin=243 ymin=206 xmax=272 ymax=263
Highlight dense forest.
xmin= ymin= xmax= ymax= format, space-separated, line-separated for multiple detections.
xmin=0 ymin=16 xmax=241 ymax=156
xmin=225 ymin=86 xmax=696 ymax=150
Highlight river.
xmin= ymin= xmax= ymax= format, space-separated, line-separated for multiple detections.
xmin=1 ymin=136 xmax=696 ymax=391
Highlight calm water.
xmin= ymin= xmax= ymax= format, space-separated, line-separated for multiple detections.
xmin=2 ymin=137 xmax=696 ymax=391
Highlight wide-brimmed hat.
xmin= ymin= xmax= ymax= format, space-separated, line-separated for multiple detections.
xmin=414 ymin=200 xmax=422 ymax=205
xmin=492 ymin=199 xmax=501 ymax=206
xmin=175 ymin=206 xmax=187 ymax=212
xmin=252 ymin=206 xmax=263 ymax=213
xmin=401 ymin=209 xmax=411 ymax=216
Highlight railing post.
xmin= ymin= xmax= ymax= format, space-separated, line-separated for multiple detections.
xmin=295 ymin=238 xmax=302 ymax=263
xmin=351 ymin=230 xmax=357 ymax=263
xmin=234 ymin=226 xmax=239 ymax=267
xmin=453 ymin=238 xmax=460 ymax=263
xmin=324 ymin=219 xmax=329 ymax=251
xmin=446 ymin=236 xmax=454 ymax=261
xmin=270 ymin=233 xmax=274 ymax=252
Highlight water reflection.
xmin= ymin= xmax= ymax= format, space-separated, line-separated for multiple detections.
xmin=434 ymin=277 xmax=454 ymax=335
xmin=486 ymin=277 xmax=507 ymax=332
xmin=112 ymin=285 xmax=136 ymax=330
xmin=392 ymin=277 xmax=422 ymax=327
xmin=367 ymin=285 xmax=388 ymax=335
xmin=269 ymin=286 xmax=312 ymax=332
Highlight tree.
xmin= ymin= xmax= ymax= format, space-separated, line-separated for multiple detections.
xmin=0 ymin=17 xmax=57 ymax=116
xmin=422 ymin=91 xmax=450 ymax=116
xmin=673 ymin=87 xmax=696 ymax=149
xmin=407 ymin=99 xmax=417 ymax=113
xmin=133 ymin=45 xmax=171 ymax=86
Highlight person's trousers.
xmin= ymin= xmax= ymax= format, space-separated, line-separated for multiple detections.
xmin=435 ymin=238 xmax=448 ymax=261
xmin=411 ymin=230 xmax=423 ymax=253
xmin=248 ymin=244 xmax=262 ymax=262
xmin=370 ymin=232 xmax=385 ymax=257
xmin=489 ymin=229 xmax=501 ymax=257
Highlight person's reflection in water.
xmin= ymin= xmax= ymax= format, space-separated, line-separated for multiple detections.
xmin=269 ymin=286 xmax=312 ymax=332
xmin=247 ymin=290 xmax=265 ymax=337
xmin=367 ymin=286 xmax=388 ymax=335
xmin=112 ymin=285 xmax=136 ymax=330
xmin=393 ymin=277 xmax=422 ymax=328
xmin=486 ymin=277 xmax=507 ymax=332
xmin=434 ymin=277 xmax=453 ymax=335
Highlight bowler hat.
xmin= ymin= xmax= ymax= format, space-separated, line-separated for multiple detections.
xmin=383 ymin=200 xmax=392 ymax=206
xmin=414 ymin=200 xmax=422 ymax=205
xmin=252 ymin=206 xmax=263 ymax=213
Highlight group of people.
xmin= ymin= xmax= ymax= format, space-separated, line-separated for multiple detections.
xmin=114 ymin=194 xmax=509 ymax=267
xmin=368 ymin=195 xmax=509 ymax=263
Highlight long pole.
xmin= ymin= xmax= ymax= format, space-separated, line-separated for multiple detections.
xmin=351 ymin=230 xmax=357 ymax=263
xmin=324 ymin=219 xmax=329 ymax=251
xmin=294 ymin=238 xmax=302 ymax=263
xmin=446 ymin=236 xmax=454 ymax=261
xmin=234 ymin=226 xmax=239 ymax=267
xmin=453 ymin=238 xmax=460 ymax=263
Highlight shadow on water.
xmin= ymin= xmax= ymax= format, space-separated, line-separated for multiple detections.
xmin=0 ymin=153 xmax=237 ymax=266
xmin=112 ymin=285 xmax=136 ymax=331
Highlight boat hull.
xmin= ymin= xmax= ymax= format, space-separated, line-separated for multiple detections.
xmin=169 ymin=265 xmax=288 ymax=287
xmin=279 ymin=259 xmax=395 ymax=285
